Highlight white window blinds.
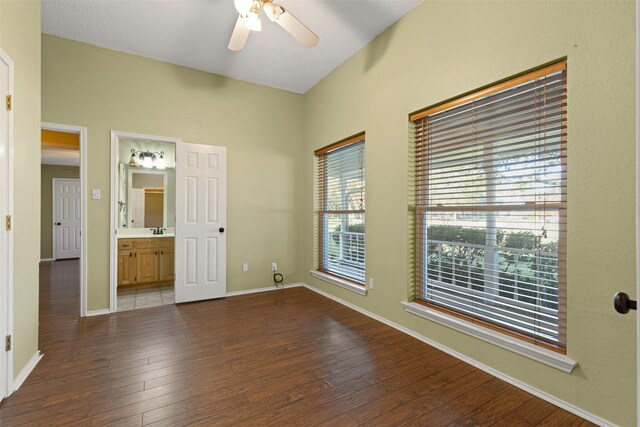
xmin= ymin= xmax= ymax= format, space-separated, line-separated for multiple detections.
xmin=315 ymin=135 xmax=365 ymax=284
xmin=412 ymin=61 xmax=567 ymax=350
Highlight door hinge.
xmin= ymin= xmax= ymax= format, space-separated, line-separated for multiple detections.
xmin=5 ymin=335 xmax=11 ymax=351
xmin=6 ymin=95 xmax=11 ymax=111
xmin=5 ymin=215 xmax=11 ymax=231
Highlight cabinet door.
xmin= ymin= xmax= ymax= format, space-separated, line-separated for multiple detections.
xmin=118 ymin=250 xmax=136 ymax=286
xmin=136 ymin=248 xmax=159 ymax=284
xmin=159 ymin=248 xmax=175 ymax=282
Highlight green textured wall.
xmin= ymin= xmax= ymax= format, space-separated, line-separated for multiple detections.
xmin=302 ymin=1 xmax=636 ymax=425
xmin=42 ymin=35 xmax=305 ymax=311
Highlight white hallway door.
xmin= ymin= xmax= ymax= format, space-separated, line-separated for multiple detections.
xmin=53 ymin=179 xmax=81 ymax=259
xmin=175 ymin=143 xmax=226 ymax=303
xmin=0 ymin=47 xmax=13 ymax=400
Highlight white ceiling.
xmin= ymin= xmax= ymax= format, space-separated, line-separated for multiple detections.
xmin=41 ymin=0 xmax=422 ymax=94
xmin=42 ymin=148 xmax=80 ymax=166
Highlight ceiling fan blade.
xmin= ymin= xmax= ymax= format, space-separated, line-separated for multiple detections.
xmin=274 ymin=6 xmax=319 ymax=48
xmin=228 ymin=15 xmax=250 ymax=51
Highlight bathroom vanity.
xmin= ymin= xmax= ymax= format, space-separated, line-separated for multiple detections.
xmin=117 ymin=236 xmax=175 ymax=286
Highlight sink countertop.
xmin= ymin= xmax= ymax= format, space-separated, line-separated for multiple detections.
xmin=117 ymin=233 xmax=175 ymax=239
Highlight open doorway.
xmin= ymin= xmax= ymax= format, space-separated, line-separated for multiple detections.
xmin=110 ymin=131 xmax=177 ymax=312
xmin=41 ymin=123 xmax=87 ymax=317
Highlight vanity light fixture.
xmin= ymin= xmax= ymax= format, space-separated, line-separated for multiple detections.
xmin=129 ymin=149 xmax=168 ymax=169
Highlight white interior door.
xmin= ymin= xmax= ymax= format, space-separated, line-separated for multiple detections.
xmin=0 ymin=47 xmax=13 ymax=400
xmin=130 ymin=188 xmax=144 ymax=228
xmin=175 ymin=143 xmax=226 ymax=303
xmin=53 ymin=179 xmax=81 ymax=259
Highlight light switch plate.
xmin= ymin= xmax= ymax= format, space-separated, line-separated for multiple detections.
xmin=91 ymin=189 xmax=101 ymax=200
xmin=242 ymin=263 xmax=249 ymax=272
xmin=369 ymin=278 xmax=375 ymax=290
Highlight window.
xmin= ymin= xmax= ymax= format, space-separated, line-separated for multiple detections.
xmin=411 ymin=61 xmax=567 ymax=350
xmin=315 ymin=134 xmax=365 ymax=285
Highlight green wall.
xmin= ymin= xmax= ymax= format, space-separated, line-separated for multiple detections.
xmin=0 ymin=0 xmax=41 ymax=378
xmin=42 ymin=35 xmax=305 ymax=311
xmin=40 ymin=165 xmax=80 ymax=260
xmin=302 ymin=1 xmax=636 ymax=425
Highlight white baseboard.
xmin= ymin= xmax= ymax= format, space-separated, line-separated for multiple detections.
xmin=86 ymin=308 xmax=111 ymax=317
xmin=302 ymin=283 xmax=614 ymax=427
xmin=226 ymin=282 xmax=302 ymax=298
xmin=13 ymin=351 xmax=42 ymax=391
xmin=39 ymin=258 xmax=54 ymax=263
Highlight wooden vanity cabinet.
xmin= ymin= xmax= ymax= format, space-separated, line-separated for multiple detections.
xmin=159 ymin=247 xmax=175 ymax=281
xmin=117 ymin=250 xmax=136 ymax=286
xmin=117 ymin=237 xmax=174 ymax=286
xmin=136 ymin=248 xmax=159 ymax=283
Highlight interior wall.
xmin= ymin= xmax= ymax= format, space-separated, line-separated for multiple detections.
xmin=40 ymin=165 xmax=80 ymax=260
xmin=0 ymin=0 xmax=41 ymax=379
xmin=302 ymin=1 xmax=636 ymax=425
xmin=42 ymin=34 xmax=305 ymax=311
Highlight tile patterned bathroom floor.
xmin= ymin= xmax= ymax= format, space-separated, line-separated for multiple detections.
xmin=117 ymin=285 xmax=174 ymax=311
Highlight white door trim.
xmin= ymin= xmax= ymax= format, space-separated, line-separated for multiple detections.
xmin=52 ymin=178 xmax=81 ymax=260
xmin=110 ymin=130 xmax=180 ymax=313
xmin=42 ymin=122 xmax=88 ymax=317
xmin=636 ymin=0 xmax=639 ymax=423
xmin=0 ymin=46 xmax=14 ymax=399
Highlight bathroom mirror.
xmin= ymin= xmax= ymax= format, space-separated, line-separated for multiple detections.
xmin=116 ymin=138 xmax=176 ymax=229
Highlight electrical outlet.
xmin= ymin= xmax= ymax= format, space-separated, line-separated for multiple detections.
xmin=272 ymin=262 xmax=278 ymax=271
xmin=369 ymin=278 xmax=375 ymax=290
xmin=242 ymin=263 xmax=249 ymax=272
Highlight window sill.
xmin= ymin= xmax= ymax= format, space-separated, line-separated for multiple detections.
xmin=401 ymin=301 xmax=577 ymax=373
xmin=310 ymin=271 xmax=367 ymax=296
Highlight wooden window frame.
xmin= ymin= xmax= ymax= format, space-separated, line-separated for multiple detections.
xmin=411 ymin=60 xmax=567 ymax=352
xmin=314 ymin=132 xmax=366 ymax=286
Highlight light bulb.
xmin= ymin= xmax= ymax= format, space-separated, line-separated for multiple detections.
xmin=246 ymin=10 xmax=261 ymax=31
xmin=156 ymin=156 xmax=166 ymax=170
xmin=234 ymin=0 xmax=253 ymax=14
xmin=143 ymin=155 xmax=153 ymax=168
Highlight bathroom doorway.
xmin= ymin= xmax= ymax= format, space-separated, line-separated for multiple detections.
xmin=110 ymin=131 xmax=178 ymax=312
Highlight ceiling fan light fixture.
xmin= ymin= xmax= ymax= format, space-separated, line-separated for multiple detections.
xmin=246 ymin=9 xmax=262 ymax=31
xmin=234 ymin=0 xmax=253 ymax=15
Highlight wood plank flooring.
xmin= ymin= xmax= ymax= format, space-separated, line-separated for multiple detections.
xmin=0 ymin=260 xmax=593 ymax=426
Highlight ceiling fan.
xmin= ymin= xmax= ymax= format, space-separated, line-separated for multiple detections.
xmin=228 ymin=0 xmax=319 ymax=51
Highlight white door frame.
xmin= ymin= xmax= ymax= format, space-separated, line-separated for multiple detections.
xmin=110 ymin=130 xmax=180 ymax=313
xmin=0 ymin=47 xmax=14 ymax=399
xmin=636 ymin=0 xmax=639 ymax=423
xmin=52 ymin=178 xmax=81 ymax=260
xmin=42 ymin=122 xmax=88 ymax=317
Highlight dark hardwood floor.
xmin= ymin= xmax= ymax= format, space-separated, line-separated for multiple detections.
xmin=0 ymin=260 xmax=593 ymax=426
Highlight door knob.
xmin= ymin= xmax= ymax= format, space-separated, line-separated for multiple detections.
xmin=219 ymin=227 xmax=225 ymax=233
xmin=54 ymin=222 xmax=61 ymax=226
xmin=614 ymin=292 xmax=637 ymax=314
